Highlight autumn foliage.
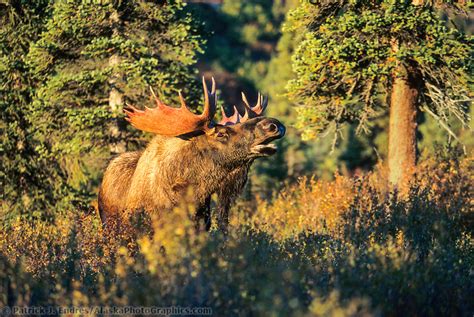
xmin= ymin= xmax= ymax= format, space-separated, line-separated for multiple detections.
xmin=1 ymin=156 xmax=472 ymax=316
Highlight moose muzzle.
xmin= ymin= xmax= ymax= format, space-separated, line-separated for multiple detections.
xmin=250 ymin=118 xmax=285 ymax=157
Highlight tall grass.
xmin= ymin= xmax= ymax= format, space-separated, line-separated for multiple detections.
xmin=0 ymin=156 xmax=472 ymax=316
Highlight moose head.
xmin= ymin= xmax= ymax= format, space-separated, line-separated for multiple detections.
xmin=124 ymin=78 xmax=285 ymax=163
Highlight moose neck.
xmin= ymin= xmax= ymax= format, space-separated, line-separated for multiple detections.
xmin=138 ymin=135 xmax=236 ymax=208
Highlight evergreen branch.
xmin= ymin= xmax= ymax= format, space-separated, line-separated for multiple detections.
xmin=420 ymin=104 xmax=467 ymax=154
xmin=424 ymin=81 xmax=471 ymax=128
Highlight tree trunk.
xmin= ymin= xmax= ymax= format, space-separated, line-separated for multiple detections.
xmin=108 ymin=54 xmax=125 ymax=154
xmin=388 ymin=0 xmax=423 ymax=193
xmin=388 ymin=71 xmax=419 ymax=193
xmin=108 ymin=10 xmax=125 ymax=154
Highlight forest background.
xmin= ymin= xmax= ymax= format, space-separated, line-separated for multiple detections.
xmin=2 ymin=0 xmax=472 ymax=218
xmin=0 ymin=0 xmax=472 ymax=315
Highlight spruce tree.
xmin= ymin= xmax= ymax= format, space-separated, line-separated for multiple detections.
xmin=1 ymin=0 xmax=203 ymax=219
xmin=285 ymin=0 xmax=472 ymax=191
xmin=264 ymin=0 xmax=380 ymax=180
xmin=0 ymin=0 xmax=58 ymax=221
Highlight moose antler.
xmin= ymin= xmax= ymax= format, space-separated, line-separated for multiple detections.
xmin=219 ymin=92 xmax=268 ymax=125
xmin=219 ymin=105 xmax=240 ymax=125
xmin=124 ymin=77 xmax=217 ymax=136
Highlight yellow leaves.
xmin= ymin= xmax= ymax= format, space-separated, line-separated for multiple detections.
xmin=217 ymin=258 xmax=228 ymax=269
xmin=301 ymin=129 xmax=318 ymax=141
xmin=137 ymin=236 xmax=155 ymax=270
xmin=250 ymin=156 xmax=472 ymax=243
xmin=114 ymin=261 xmax=127 ymax=279
xmin=118 ymin=246 xmax=128 ymax=256
xmin=174 ymin=227 xmax=185 ymax=236
xmin=309 ymin=291 xmax=372 ymax=317
xmin=251 ymin=174 xmax=354 ymax=241
xmin=72 ymin=281 xmax=89 ymax=307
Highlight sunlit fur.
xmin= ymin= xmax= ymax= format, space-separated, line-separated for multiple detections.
xmin=98 ymin=117 xmax=284 ymax=229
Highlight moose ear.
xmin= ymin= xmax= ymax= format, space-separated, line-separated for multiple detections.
xmin=204 ymin=126 xmax=218 ymax=135
xmin=205 ymin=125 xmax=230 ymax=139
xmin=205 ymin=125 xmax=227 ymax=135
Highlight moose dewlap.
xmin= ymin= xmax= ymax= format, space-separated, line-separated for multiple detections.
xmin=98 ymin=78 xmax=285 ymax=231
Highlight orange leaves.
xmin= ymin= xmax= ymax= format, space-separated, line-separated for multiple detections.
xmin=250 ymin=156 xmax=471 ymax=242
xmin=251 ymin=174 xmax=355 ymax=241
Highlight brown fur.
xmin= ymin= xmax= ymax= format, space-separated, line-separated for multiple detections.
xmin=215 ymin=165 xmax=251 ymax=232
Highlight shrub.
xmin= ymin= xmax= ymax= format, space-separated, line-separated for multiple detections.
xmin=0 ymin=157 xmax=472 ymax=316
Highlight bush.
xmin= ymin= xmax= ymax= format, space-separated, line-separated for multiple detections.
xmin=0 ymin=157 xmax=472 ymax=316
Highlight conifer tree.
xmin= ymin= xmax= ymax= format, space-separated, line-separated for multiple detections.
xmin=1 ymin=0 xmax=203 ymax=219
xmin=264 ymin=0 xmax=380 ymax=180
xmin=1 ymin=0 xmax=58 ymax=220
xmin=285 ymin=0 xmax=472 ymax=191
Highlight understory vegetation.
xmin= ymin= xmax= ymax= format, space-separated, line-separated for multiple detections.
xmin=1 ymin=155 xmax=472 ymax=316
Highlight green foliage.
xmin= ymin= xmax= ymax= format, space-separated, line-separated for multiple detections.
xmin=1 ymin=0 xmax=203 ymax=220
xmin=261 ymin=10 xmax=382 ymax=183
xmin=196 ymin=0 xmax=292 ymax=82
xmin=0 ymin=1 xmax=62 ymax=220
xmin=286 ymin=0 xmax=472 ymax=141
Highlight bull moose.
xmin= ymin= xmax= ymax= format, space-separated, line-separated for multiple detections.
xmin=98 ymin=78 xmax=285 ymax=232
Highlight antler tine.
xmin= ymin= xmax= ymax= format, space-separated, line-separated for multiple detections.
xmin=240 ymin=91 xmax=252 ymax=121
xmin=211 ymin=77 xmax=218 ymax=109
xmin=261 ymin=94 xmax=268 ymax=113
xmin=149 ymin=86 xmax=162 ymax=107
xmin=178 ymin=91 xmax=187 ymax=108
xmin=202 ymin=76 xmax=209 ymax=107
xmin=211 ymin=76 xmax=216 ymax=94
xmin=219 ymin=105 xmax=240 ymax=125
xmin=123 ymin=102 xmax=140 ymax=117
xmin=237 ymin=91 xmax=268 ymax=123
xmin=241 ymin=92 xmax=251 ymax=109
xmin=241 ymin=105 xmax=249 ymax=121
xmin=252 ymin=92 xmax=267 ymax=115
xmin=202 ymin=76 xmax=217 ymax=119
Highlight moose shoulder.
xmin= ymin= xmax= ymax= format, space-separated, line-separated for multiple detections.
xmin=98 ymin=78 xmax=285 ymax=231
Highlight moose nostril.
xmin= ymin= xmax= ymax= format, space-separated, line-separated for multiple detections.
xmin=268 ymin=123 xmax=278 ymax=132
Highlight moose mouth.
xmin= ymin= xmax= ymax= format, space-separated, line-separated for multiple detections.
xmin=249 ymin=118 xmax=285 ymax=157
xmin=252 ymin=143 xmax=277 ymax=156
xmin=250 ymin=136 xmax=281 ymax=156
